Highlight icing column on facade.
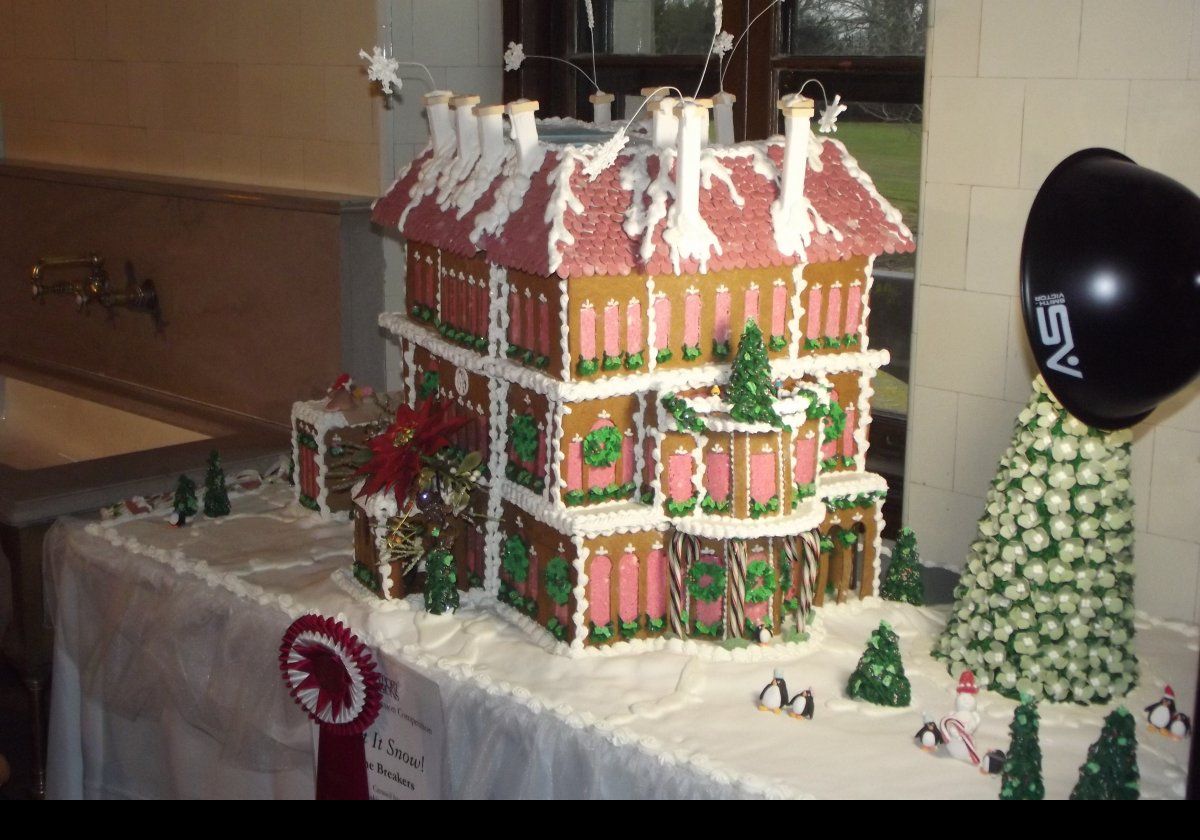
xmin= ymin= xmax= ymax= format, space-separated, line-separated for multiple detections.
xmin=423 ymin=91 xmax=457 ymax=154
xmin=589 ymin=91 xmax=615 ymax=124
xmin=451 ymin=94 xmax=482 ymax=161
xmin=506 ymin=98 xmax=542 ymax=173
xmin=773 ymin=94 xmax=816 ymax=258
xmin=712 ymin=91 xmax=736 ymax=145
xmin=651 ymin=97 xmax=680 ymax=149
xmin=474 ymin=103 xmax=507 ymax=167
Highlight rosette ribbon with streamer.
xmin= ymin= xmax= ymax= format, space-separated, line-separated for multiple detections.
xmin=280 ymin=614 xmax=382 ymax=799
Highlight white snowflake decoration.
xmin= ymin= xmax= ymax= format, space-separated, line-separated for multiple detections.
xmin=359 ymin=46 xmax=402 ymax=96
xmin=582 ymin=127 xmax=628 ymax=181
xmin=712 ymin=30 xmax=734 ymax=57
xmin=818 ymin=94 xmax=847 ymax=134
xmin=504 ymin=41 xmax=526 ymax=72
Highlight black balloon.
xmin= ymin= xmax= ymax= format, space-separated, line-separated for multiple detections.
xmin=1020 ymin=148 xmax=1200 ymax=430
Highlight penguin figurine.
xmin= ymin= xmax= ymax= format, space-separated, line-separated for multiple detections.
xmin=757 ymin=669 xmax=789 ymax=713
xmin=915 ymin=712 xmax=943 ymax=752
xmin=980 ymin=749 xmax=1007 ymax=776
xmin=756 ymin=624 xmax=773 ymax=645
xmin=788 ymin=688 xmax=815 ymax=720
xmin=1168 ymin=712 xmax=1192 ymax=740
xmin=1145 ymin=685 xmax=1178 ymax=731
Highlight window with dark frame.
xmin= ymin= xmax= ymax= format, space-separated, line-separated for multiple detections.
xmin=502 ymin=0 xmax=926 ymax=535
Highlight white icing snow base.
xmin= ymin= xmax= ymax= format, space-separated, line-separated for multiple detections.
xmin=79 ymin=482 xmax=1196 ymax=799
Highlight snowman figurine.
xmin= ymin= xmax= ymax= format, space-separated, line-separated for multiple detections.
xmin=939 ymin=671 xmax=983 ymax=766
xmin=757 ymin=669 xmax=790 ymax=714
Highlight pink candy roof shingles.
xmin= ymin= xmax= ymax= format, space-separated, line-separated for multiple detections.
xmin=374 ymin=137 xmax=914 ymax=278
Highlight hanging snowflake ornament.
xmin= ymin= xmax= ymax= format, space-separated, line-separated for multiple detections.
xmin=818 ymin=94 xmax=848 ymax=134
xmin=359 ymin=46 xmax=402 ymax=96
xmin=504 ymin=41 xmax=526 ymax=72
xmin=582 ymin=127 xmax=629 ymax=181
xmin=712 ymin=30 xmax=735 ymax=57
xmin=280 ymin=614 xmax=382 ymax=799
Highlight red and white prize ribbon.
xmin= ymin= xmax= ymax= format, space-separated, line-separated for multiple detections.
xmin=280 ymin=614 xmax=382 ymax=799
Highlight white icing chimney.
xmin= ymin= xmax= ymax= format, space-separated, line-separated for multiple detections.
xmin=589 ymin=91 xmax=615 ymax=124
xmin=451 ymin=94 xmax=481 ymax=161
xmin=694 ymin=97 xmax=713 ymax=147
xmin=778 ymin=94 xmax=815 ymax=217
xmin=474 ymin=103 xmax=506 ymax=166
xmin=652 ymin=97 xmax=679 ymax=149
xmin=640 ymin=86 xmax=666 ymax=124
xmin=506 ymin=98 xmax=541 ymax=172
xmin=713 ymin=91 xmax=736 ymax=145
xmin=675 ymin=99 xmax=710 ymax=226
xmin=423 ymin=91 xmax=456 ymax=154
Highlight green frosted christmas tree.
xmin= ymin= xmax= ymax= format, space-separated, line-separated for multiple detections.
xmin=880 ymin=527 xmax=925 ymax=605
xmin=728 ymin=320 xmax=782 ymax=426
xmin=1070 ymin=707 xmax=1139 ymax=800
xmin=172 ymin=474 xmax=198 ymax=526
xmin=202 ymin=450 xmax=231 ymax=517
xmin=999 ymin=694 xmax=1044 ymax=800
xmin=846 ymin=620 xmax=911 ymax=707
xmin=423 ymin=547 xmax=459 ymax=615
xmin=933 ymin=377 xmax=1137 ymax=704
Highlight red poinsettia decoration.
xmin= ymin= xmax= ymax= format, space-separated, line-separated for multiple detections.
xmin=356 ymin=397 xmax=469 ymax=502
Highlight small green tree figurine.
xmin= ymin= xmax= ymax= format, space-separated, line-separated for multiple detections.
xmin=999 ymin=694 xmax=1044 ymax=800
xmin=423 ymin=548 xmax=459 ymax=615
xmin=846 ymin=620 xmax=911 ymax=707
xmin=880 ymin=527 xmax=925 ymax=605
xmin=1071 ymin=707 xmax=1139 ymax=800
xmin=202 ymin=450 xmax=231 ymax=517
xmin=172 ymin=474 xmax=199 ymax=526
xmin=728 ymin=320 xmax=783 ymax=426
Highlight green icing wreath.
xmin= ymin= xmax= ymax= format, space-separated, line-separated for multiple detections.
xmin=745 ymin=560 xmax=777 ymax=604
xmin=582 ymin=425 xmax=623 ymax=468
xmin=544 ymin=556 xmax=572 ymax=606
xmin=510 ymin=413 xmax=539 ymax=463
xmin=416 ymin=370 xmax=439 ymax=401
xmin=686 ymin=561 xmax=727 ymax=604
xmin=500 ymin=534 xmax=530 ymax=583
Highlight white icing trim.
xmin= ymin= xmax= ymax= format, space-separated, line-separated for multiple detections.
xmin=381 ymin=311 xmax=889 ymax=404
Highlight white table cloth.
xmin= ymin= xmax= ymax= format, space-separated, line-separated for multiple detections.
xmin=43 ymin=483 xmax=1196 ymax=799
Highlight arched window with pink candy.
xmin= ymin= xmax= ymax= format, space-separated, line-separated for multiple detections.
xmin=681 ymin=287 xmax=702 ymax=361
xmin=617 ymin=549 xmax=640 ymax=631
xmin=577 ymin=300 xmax=599 ymax=377
xmin=703 ymin=444 xmax=731 ymax=514
xmin=652 ymin=293 xmax=672 ymax=364
xmin=769 ymin=278 xmax=789 ymax=352
xmin=666 ymin=447 xmax=696 ymax=514
xmin=750 ymin=444 xmax=778 ymax=515
xmin=645 ymin=546 xmax=668 ymax=630
xmin=588 ymin=552 xmax=613 ymax=635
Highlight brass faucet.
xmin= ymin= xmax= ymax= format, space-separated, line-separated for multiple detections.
xmin=30 ymin=254 xmax=103 ymax=305
xmin=30 ymin=254 xmax=163 ymax=327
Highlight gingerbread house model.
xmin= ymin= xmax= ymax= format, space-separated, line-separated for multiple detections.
xmin=366 ymin=90 xmax=914 ymax=650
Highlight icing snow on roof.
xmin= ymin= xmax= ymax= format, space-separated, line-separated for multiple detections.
xmin=373 ymin=131 xmax=914 ymax=278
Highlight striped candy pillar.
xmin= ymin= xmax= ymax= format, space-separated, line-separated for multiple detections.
xmin=668 ymin=531 xmax=694 ymax=638
xmin=726 ymin=540 xmax=748 ymax=639
xmin=800 ymin=529 xmax=821 ymax=631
